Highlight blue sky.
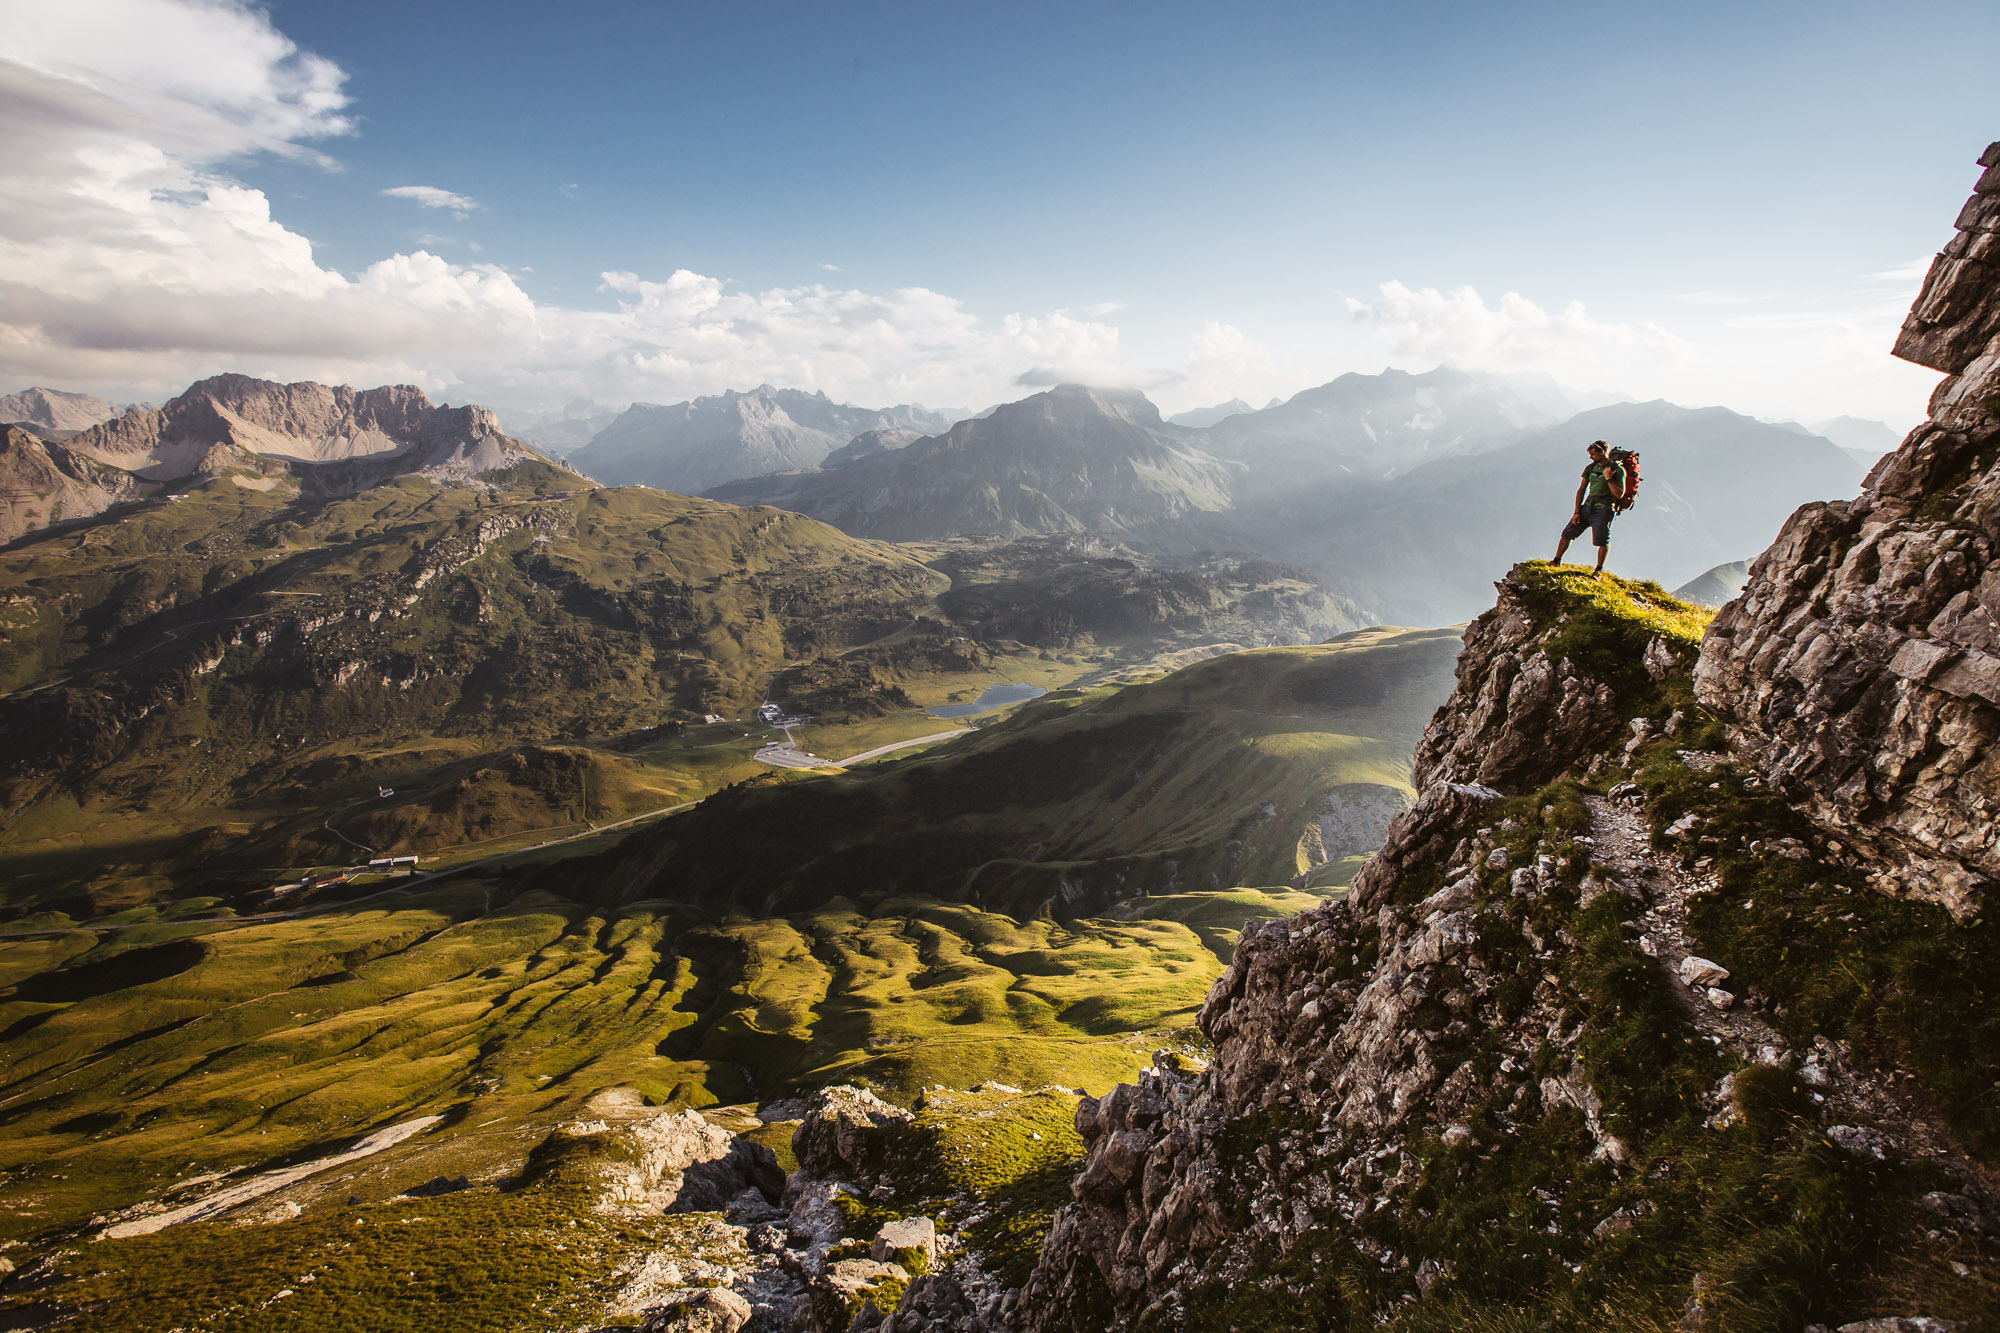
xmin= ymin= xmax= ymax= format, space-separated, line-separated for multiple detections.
xmin=2 ymin=0 xmax=1995 ymax=426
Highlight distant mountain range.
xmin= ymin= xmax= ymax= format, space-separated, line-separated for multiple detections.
xmin=0 ymin=374 xmax=548 ymax=543
xmin=4 ymin=369 xmax=1883 ymax=627
xmin=705 ymin=371 xmax=1865 ymax=622
xmin=1272 ymin=399 xmax=1867 ymax=623
xmin=1167 ymin=398 xmax=1253 ymax=428
xmin=1201 ymin=366 xmax=1575 ymax=484
xmin=711 ymin=384 xmax=1237 ymax=548
xmin=567 ymin=385 xmax=954 ymax=493
xmin=0 ymin=386 xmax=119 ymax=435
xmin=1671 ymin=559 xmax=1752 ymax=607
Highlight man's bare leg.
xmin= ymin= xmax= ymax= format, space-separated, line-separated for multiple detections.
xmin=1553 ymin=536 xmax=1572 ymax=565
xmin=1593 ymin=544 xmax=1608 ymax=573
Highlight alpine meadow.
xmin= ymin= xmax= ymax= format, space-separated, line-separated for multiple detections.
xmin=2 ymin=3 xmax=1998 ymax=1332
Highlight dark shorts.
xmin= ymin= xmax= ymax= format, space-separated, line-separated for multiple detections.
xmin=1561 ymin=504 xmax=1615 ymax=547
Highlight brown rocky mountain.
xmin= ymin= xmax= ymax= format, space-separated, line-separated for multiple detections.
xmin=0 ymin=425 xmax=151 ymax=543
xmin=64 ymin=373 xmax=535 ymax=485
xmin=0 ymin=374 xmax=551 ymax=544
xmin=1012 ymin=141 xmax=2000 ymax=1331
xmin=0 ymin=386 xmax=118 ymax=434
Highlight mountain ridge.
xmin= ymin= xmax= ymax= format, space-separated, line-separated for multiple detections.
xmin=571 ymin=385 xmax=954 ymax=493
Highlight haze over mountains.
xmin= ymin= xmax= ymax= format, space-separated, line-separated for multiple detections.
xmin=701 ymin=367 xmax=1872 ymax=622
xmin=564 ymin=385 xmax=954 ymax=493
xmin=0 ymin=386 xmax=119 ymax=436
xmin=3 ymin=364 xmax=1886 ymax=625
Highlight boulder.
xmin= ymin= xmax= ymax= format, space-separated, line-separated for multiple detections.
xmin=637 ymin=1287 xmax=752 ymax=1333
xmin=871 ymin=1216 xmax=938 ymax=1273
xmin=1677 ymin=956 xmax=1730 ymax=988
xmin=808 ymin=1258 xmax=908 ymax=1333
xmin=792 ymin=1086 xmax=914 ymax=1179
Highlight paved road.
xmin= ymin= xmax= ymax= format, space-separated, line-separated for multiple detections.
xmin=834 ymin=730 xmax=965 ymax=766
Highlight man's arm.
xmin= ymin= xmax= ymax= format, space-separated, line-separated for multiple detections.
xmin=1573 ymin=477 xmax=1587 ymax=517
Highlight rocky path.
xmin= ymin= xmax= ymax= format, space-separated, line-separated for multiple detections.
xmin=1583 ymin=792 xmax=1998 ymax=1197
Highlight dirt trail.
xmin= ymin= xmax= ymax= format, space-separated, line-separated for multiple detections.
xmin=97 ymin=1115 xmax=443 ymax=1239
xmin=1583 ymin=791 xmax=1997 ymax=1195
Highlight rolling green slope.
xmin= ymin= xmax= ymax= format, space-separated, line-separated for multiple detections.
xmin=0 ymin=466 xmax=940 ymax=914
xmin=600 ymin=625 xmax=1463 ymax=919
xmin=0 ymin=881 xmax=1313 ymax=1242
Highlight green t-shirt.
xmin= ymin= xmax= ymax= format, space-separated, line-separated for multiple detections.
xmin=1582 ymin=460 xmax=1626 ymax=508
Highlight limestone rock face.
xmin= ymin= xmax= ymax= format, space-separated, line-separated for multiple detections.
xmin=0 ymin=386 xmax=118 ymax=433
xmin=1695 ymin=142 xmax=2000 ymax=917
xmin=637 ymin=1286 xmax=753 ymax=1333
xmin=790 ymin=1086 xmax=914 ymax=1179
xmin=64 ymin=373 xmax=535 ymax=485
xmin=590 ymin=1110 xmax=784 ymax=1214
xmin=1409 ymin=567 xmax=1621 ymax=792
xmin=1019 ymin=575 xmax=1627 ymax=1329
xmin=0 ymin=374 xmax=554 ymax=542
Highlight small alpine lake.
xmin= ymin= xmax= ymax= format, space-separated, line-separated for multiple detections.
xmin=927 ymin=681 xmax=1048 ymax=718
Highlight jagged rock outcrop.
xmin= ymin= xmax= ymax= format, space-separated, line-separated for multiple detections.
xmin=1409 ymin=575 xmax=1623 ymax=791
xmin=1019 ymin=569 xmax=1637 ymax=1329
xmin=1016 ymin=145 xmax=2000 ymax=1333
xmin=555 ymin=1110 xmax=784 ymax=1214
xmin=1696 ymin=142 xmax=2000 ymax=917
xmin=64 ymin=373 xmax=537 ymax=486
xmin=791 ymin=1086 xmax=915 ymax=1179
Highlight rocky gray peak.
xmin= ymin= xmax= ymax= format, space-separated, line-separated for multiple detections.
xmin=1407 ymin=562 xmax=1623 ymax=793
xmin=1695 ymin=141 xmax=2000 ymax=917
xmin=708 ymin=383 xmax=1237 ymax=547
xmin=574 ymin=387 xmax=952 ymax=493
xmin=0 ymin=386 xmax=117 ymax=432
xmin=821 ymin=425 xmax=925 ymax=469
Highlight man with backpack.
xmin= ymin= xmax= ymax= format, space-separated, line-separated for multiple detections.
xmin=1552 ymin=439 xmax=1634 ymax=573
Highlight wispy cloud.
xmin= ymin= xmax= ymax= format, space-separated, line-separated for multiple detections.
xmin=1868 ymin=256 xmax=1933 ymax=284
xmin=817 ymin=261 xmax=842 ymax=272
xmin=1670 ymin=290 xmax=1761 ymax=305
xmin=381 ymin=185 xmax=479 ymax=220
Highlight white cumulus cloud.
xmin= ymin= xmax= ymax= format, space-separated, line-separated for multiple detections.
xmin=1347 ymin=281 xmax=1691 ymax=373
xmin=0 ymin=0 xmax=1233 ymax=418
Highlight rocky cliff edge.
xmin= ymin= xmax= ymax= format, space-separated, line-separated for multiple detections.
xmin=1015 ymin=142 xmax=2000 ymax=1333
xmin=1696 ymin=142 xmax=2000 ymax=918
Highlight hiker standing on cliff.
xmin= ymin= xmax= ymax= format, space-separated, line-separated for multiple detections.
xmin=1552 ymin=439 xmax=1629 ymax=574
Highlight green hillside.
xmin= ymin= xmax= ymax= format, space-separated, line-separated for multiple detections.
xmin=0 ymin=877 xmax=1314 ymax=1244
xmin=598 ymin=625 xmax=1462 ymax=920
xmin=0 ymin=469 xmax=1385 ymax=923
xmin=0 ymin=466 xmax=943 ymax=914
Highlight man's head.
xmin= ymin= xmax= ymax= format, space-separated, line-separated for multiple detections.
xmin=1587 ymin=440 xmax=1608 ymax=460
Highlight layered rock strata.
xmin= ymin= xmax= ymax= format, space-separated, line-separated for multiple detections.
xmin=1695 ymin=142 xmax=2000 ymax=917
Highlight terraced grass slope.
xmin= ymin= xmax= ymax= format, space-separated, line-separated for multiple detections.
xmin=0 ymin=465 xmax=939 ymax=914
xmin=601 ymin=626 xmax=1463 ymax=920
xmin=0 ymin=881 xmax=1313 ymax=1243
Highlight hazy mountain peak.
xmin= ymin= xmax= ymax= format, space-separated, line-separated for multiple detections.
xmin=0 ymin=386 xmax=118 ymax=433
xmin=571 ymin=386 xmax=956 ymax=492
xmin=1168 ymin=398 xmax=1254 ymax=428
